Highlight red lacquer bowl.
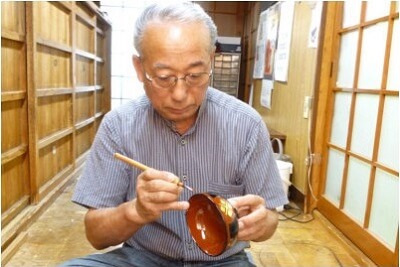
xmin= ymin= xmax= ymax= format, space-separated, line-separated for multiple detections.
xmin=186 ymin=193 xmax=239 ymax=256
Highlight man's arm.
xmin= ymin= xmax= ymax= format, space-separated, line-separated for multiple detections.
xmin=84 ymin=200 xmax=145 ymax=250
xmin=84 ymin=169 xmax=189 ymax=249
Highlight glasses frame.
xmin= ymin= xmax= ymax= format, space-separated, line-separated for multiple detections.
xmin=144 ymin=69 xmax=213 ymax=89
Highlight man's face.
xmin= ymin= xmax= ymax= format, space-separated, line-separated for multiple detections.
xmin=133 ymin=21 xmax=213 ymax=130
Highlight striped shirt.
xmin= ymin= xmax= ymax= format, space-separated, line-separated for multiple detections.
xmin=72 ymin=87 xmax=288 ymax=261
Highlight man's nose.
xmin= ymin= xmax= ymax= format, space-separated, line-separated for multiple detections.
xmin=170 ymin=78 xmax=188 ymax=101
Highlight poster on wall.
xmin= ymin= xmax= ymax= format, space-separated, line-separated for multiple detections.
xmin=263 ymin=4 xmax=280 ymax=80
xmin=253 ymin=9 xmax=268 ymax=79
xmin=253 ymin=4 xmax=280 ymax=80
xmin=274 ymin=1 xmax=295 ymax=82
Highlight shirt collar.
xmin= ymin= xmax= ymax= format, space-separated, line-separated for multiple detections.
xmin=160 ymin=88 xmax=209 ymax=136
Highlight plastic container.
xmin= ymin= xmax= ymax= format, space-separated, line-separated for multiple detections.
xmin=271 ymin=138 xmax=292 ymax=162
xmin=276 ymin=160 xmax=293 ymax=211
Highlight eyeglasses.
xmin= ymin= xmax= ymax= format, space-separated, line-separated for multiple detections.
xmin=144 ymin=70 xmax=213 ymax=89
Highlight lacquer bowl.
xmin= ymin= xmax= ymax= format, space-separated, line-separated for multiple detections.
xmin=186 ymin=193 xmax=239 ymax=256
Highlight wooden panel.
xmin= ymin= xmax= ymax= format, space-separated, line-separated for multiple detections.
xmin=37 ymin=94 xmax=72 ymax=139
xmin=76 ymin=55 xmax=94 ymax=86
xmin=215 ymin=2 xmax=237 ymax=13
xmin=76 ymin=2 xmax=95 ymax=25
xmin=1 ymin=39 xmax=26 ymax=93
xmin=242 ymin=2 xmax=257 ymax=102
xmin=33 ymin=2 xmax=71 ymax=46
xmin=96 ymin=89 xmax=103 ymax=114
xmin=196 ymin=1 xmax=214 ymax=12
xmin=75 ymin=91 xmax=94 ymax=123
xmin=196 ymin=1 xmax=243 ymax=37
xmin=1 ymin=100 xmax=27 ymax=153
xmin=1 ymin=2 xmax=25 ymax=35
xmin=1 ymin=155 xmax=29 ymax=213
xmin=95 ymin=116 xmax=103 ymax=132
xmin=96 ymin=62 xmax=103 ymax=86
xmin=37 ymin=135 xmax=72 ymax=188
xmin=76 ymin=17 xmax=94 ymax=53
xmin=36 ymin=44 xmax=71 ymax=88
xmin=96 ymin=31 xmax=104 ymax=58
xmin=1 ymin=2 xmax=112 ymax=264
xmin=213 ymin=14 xmax=238 ymax=36
xmin=1 ymin=1 xmax=29 ymax=220
xmin=75 ymin=123 xmax=93 ymax=158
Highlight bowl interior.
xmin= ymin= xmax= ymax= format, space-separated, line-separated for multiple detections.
xmin=186 ymin=194 xmax=228 ymax=256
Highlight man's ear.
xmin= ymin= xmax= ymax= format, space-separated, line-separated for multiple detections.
xmin=209 ymin=51 xmax=215 ymax=65
xmin=132 ymin=55 xmax=144 ymax=82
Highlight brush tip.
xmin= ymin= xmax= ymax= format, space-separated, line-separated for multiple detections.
xmin=184 ymin=185 xmax=194 ymax=192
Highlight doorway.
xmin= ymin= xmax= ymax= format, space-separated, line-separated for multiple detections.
xmin=312 ymin=2 xmax=399 ymax=266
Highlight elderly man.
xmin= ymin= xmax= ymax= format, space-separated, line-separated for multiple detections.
xmin=61 ymin=2 xmax=287 ymax=266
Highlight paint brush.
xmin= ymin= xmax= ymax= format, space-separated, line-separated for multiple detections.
xmin=114 ymin=153 xmax=194 ymax=192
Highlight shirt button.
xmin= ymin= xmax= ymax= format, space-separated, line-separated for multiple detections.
xmin=182 ymin=175 xmax=188 ymax=181
xmin=180 ymin=139 xmax=187 ymax=145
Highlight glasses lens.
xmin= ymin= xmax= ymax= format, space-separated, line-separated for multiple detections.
xmin=186 ymin=73 xmax=210 ymax=86
xmin=153 ymin=76 xmax=176 ymax=88
xmin=149 ymin=72 xmax=211 ymax=89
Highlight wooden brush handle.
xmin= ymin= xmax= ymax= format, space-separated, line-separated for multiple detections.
xmin=113 ymin=153 xmax=185 ymax=188
xmin=114 ymin=153 xmax=149 ymax=171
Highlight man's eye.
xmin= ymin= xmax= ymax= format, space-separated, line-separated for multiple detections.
xmin=157 ymin=76 xmax=172 ymax=81
xmin=188 ymin=73 xmax=202 ymax=79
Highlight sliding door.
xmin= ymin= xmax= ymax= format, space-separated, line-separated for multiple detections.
xmin=315 ymin=2 xmax=399 ymax=266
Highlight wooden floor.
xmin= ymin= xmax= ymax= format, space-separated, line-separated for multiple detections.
xmin=5 ymin=181 xmax=376 ymax=267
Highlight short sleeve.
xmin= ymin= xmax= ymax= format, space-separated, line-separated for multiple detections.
xmin=72 ymin=112 xmax=133 ymax=208
xmin=239 ymin=119 xmax=289 ymax=209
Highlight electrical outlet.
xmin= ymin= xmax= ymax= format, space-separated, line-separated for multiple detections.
xmin=305 ymin=156 xmax=310 ymax=166
xmin=303 ymin=96 xmax=313 ymax=119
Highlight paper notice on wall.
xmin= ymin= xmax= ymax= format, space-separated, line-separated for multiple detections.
xmin=260 ymin=79 xmax=274 ymax=109
xmin=274 ymin=1 xmax=295 ymax=82
xmin=308 ymin=1 xmax=322 ymax=48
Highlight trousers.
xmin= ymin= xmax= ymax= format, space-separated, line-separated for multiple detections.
xmin=59 ymin=244 xmax=256 ymax=267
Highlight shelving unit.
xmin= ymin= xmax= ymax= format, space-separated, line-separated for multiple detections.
xmin=1 ymin=2 xmax=111 ymax=264
xmin=212 ymin=52 xmax=241 ymax=97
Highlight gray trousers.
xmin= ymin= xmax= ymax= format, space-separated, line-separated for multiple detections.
xmin=59 ymin=244 xmax=256 ymax=267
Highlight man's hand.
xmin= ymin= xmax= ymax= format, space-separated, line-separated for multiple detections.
xmin=228 ymin=194 xmax=279 ymax=242
xmin=132 ymin=169 xmax=189 ymax=224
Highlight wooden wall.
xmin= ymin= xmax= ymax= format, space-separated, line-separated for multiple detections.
xmin=247 ymin=2 xmax=321 ymax=201
xmin=1 ymin=2 xmax=111 ymax=263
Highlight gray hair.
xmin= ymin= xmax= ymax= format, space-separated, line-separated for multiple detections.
xmin=134 ymin=2 xmax=218 ymax=55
